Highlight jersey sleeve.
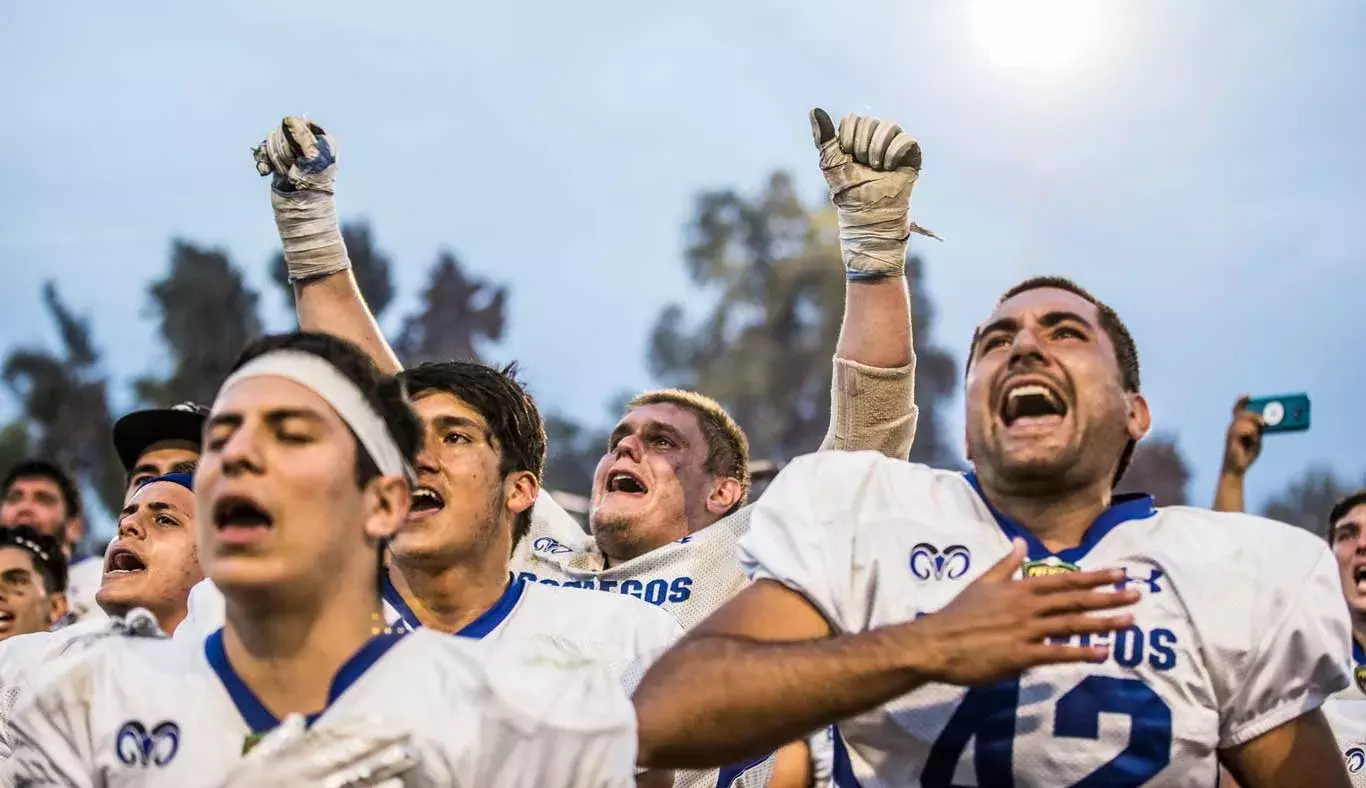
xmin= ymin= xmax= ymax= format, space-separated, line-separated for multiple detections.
xmin=737 ymin=451 xmax=885 ymax=634
xmin=1216 ymin=530 xmax=1352 ymax=747
xmin=466 ymin=637 xmax=638 ymax=787
xmin=1 ymin=649 xmax=99 ymax=788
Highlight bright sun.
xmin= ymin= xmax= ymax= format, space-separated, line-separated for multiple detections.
xmin=971 ymin=0 xmax=1102 ymax=70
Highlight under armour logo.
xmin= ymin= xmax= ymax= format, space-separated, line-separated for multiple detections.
xmin=115 ymin=721 xmax=180 ymax=767
xmin=532 ymin=537 xmax=572 ymax=555
xmin=909 ymin=543 xmax=971 ymax=581
xmin=1347 ymin=747 xmax=1365 ymax=773
xmin=1115 ymin=568 xmax=1163 ymax=594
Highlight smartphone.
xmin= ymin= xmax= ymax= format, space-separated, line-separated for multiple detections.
xmin=1245 ymin=393 xmax=1311 ymax=433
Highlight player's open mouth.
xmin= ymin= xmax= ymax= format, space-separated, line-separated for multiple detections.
xmin=213 ymin=496 xmax=274 ymax=544
xmin=999 ymin=380 xmax=1068 ymax=429
xmin=104 ymin=545 xmax=147 ymax=576
xmin=409 ymin=486 xmax=445 ymax=516
xmin=606 ymin=469 xmax=648 ymax=497
xmin=0 ymin=611 xmax=13 ymax=629
xmin=1353 ymin=565 xmax=1366 ymax=592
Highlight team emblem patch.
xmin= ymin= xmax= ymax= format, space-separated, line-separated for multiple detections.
xmin=1022 ymin=558 xmax=1079 ymax=578
xmin=909 ymin=543 xmax=971 ymax=581
xmin=242 ymin=732 xmax=266 ymax=755
xmin=1354 ymin=665 xmax=1366 ymax=695
xmin=115 ymin=721 xmax=180 ymax=767
xmin=1347 ymin=746 xmax=1365 ymax=773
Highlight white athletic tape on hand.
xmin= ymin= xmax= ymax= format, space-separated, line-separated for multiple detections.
xmin=216 ymin=351 xmax=412 ymax=483
xmin=253 ymin=122 xmax=351 ymax=282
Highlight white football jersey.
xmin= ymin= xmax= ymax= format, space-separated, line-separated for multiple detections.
xmin=64 ymin=556 xmax=107 ymax=625
xmin=741 ymin=451 xmax=1352 ymax=787
xmin=1324 ymin=640 xmax=1366 ymax=785
xmin=0 ymin=618 xmax=114 ymax=760
xmin=3 ymin=626 xmax=636 ymax=787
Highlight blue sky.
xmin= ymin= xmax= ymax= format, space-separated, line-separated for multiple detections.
xmin=1 ymin=0 xmax=1363 ymax=531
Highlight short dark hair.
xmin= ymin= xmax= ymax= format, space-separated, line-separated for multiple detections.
xmin=966 ymin=276 xmax=1142 ymax=485
xmin=2 ymin=460 xmax=81 ymax=519
xmin=399 ymin=361 xmax=547 ymax=549
xmin=627 ymin=389 xmax=750 ymax=515
xmin=1330 ymin=491 xmax=1366 ymax=536
xmin=229 ymin=332 xmax=422 ymax=487
xmin=0 ymin=525 xmax=68 ymax=594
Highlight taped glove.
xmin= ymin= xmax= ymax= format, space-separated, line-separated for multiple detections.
xmin=810 ymin=107 xmax=939 ymax=281
xmin=252 ymin=116 xmax=352 ymax=282
xmin=220 ymin=714 xmax=421 ymax=788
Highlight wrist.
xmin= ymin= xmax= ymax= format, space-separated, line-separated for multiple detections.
xmin=884 ymin=616 xmax=943 ymax=684
xmin=1217 ymin=465 xmax=1247 ymax=480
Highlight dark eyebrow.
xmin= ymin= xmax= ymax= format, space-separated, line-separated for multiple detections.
xmin=0 ymin=568 xmax=32 ymax=584
xmin=208 ymin=408 xmax=326 ymax=431
xmin=129 ymin=464 xmax=159 ymax=479
xmin=646 ymin=422 xmax=687 ymax=445
xmin=431 ymin=414 xmax=489 ymax=437
xmin=977 ymin=316 xmax=1020 ymax=340
xmin=608 ymin=421 xmax=633 ymax=447
xmin=1038 ymin=310 xmax=1095 ymax=331
xmin=206 ymin=413 xmax=241 ymax=431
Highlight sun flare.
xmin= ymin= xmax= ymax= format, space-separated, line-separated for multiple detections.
xmin=971 ymin=0 xmax=1102 ymax=70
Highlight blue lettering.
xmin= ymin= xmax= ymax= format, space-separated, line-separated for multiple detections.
xmin=538 ymin=577 xmax=560 ymax=586
xmin=600 ymin=579 xmax=619 ymax=593
xmin=621 ymin=579 xmax=644 ymax=598
xmin=1148 ymin=628 xmax=1176 ymax=671
xmin=667 ymin=577 xmax=692 ymax=603
xmin=516 ymin=572 xmax=538 ymax=585
xmin=1114 ymin=627 xmax=1143 ymax=668
xmin=644 ymin=579 xmax=668 ymax=605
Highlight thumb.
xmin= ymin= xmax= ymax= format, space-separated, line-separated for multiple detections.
xmin=809 ymin=108 xmax=836 ymax=149
xmin=1233 ymin=394 xmax=1250 ymax=415
xmin=283 ymin=116 xmax=321 ymax=161
xmin=982 ymin=538 xmax=1027 ymax=581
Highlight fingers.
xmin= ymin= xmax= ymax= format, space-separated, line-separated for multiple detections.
xmin=980 ymin=538 xmax=1027 ymax=581
xmin=887 ymin=132 xmax=922 ymax=171
xmin=1233 ymin=393 xmax=1251 ymax=414
xmin=831 ymin=113 xmax=922 ymax=172
xmin=1037 ymin=611 xmax=1136 ymax=640
xmin=282 ymin=116 xmax=320 ymax=161
xmin=1023 ymin=642 xmax=1113 ymax=667
xmin=1034 ymin=587 xmax=1140 ymax=616
xmin=809 ymin=108 xmax=835 ymax=148
xmin=868 ymin=122 xmax=901 ymax=169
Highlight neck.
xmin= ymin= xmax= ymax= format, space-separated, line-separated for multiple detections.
xmin=978 ymin=474 xmax=1114 ymax=553
xmin=221 ymin=576 xmax=382 ymax=721
xmin=1351 ymin=613 xmax=1366 ymax=655
xmin=389 ymin=547 xmax=509 ymax=635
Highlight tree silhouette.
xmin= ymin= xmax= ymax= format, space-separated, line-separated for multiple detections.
xmin=647 ymin=173 xmax=959 ymax=468
xmin=1263 ymin=466 xmax=1366 ymax=538
xmin=1 ymin=283 xmax=121 ymax=520
xmin=135 ymin=240 xmax=262 ymax=407
xmin=394 ymin=251 xmax=507 ymax=366
xmin=270 ymin=221 xmax=396 ymax=319
xmin=1117 ymin=434 xmax=1190 ymax=506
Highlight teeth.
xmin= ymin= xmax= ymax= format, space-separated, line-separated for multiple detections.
xmin=1008 ymin=384 xmax=1057 ymax=403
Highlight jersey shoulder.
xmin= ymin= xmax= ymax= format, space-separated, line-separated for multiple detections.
xmin=522 ymin=582 xmax=683 ymax=643
xmin=1145 ymin=506 xmax=1332 ymax=579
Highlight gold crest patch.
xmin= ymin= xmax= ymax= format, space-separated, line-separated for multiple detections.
xmin=1354 ymin=665 xmax=1366 ymax=695
xmin=1022 ymin=559 xmax=1079 ymax=578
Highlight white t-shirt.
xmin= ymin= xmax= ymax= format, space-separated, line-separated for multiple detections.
xmin=741 ymin=450 xmax=1352 ymax=787
xmin=3 ymin=626 xmax=636 ymax=787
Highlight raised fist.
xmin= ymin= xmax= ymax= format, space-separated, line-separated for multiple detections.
xmin=253 ymin=116 xmax=338 ymax=194
xmin=1221 ymin=395 xmax=1265 ymax=477
xmin=810 ymin=107 xmax=939 ymax=281
xmin=251 ymin=116 xmax=350 ymax=281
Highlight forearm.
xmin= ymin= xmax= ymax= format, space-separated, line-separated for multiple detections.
xmin=1213 ymin=471 xmax=1246 ymax=513
xmin=294 ymin=273 xmax=403 ymax=375
xmin=819 ymin=277 xmax=918 ymax=458
xmin=634 ymin=627 xmax=926 ymax=769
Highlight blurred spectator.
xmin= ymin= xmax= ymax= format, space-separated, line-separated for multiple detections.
xmin=1213 ymin=395 xmax=1264 ymax=513
xmin=0 ymin=526 xmax=68 ymax=642
xmin=112 ymin=402 xmax=206 ymax=499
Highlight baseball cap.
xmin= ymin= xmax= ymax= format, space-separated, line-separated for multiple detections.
xmin=112 ymin=402 xmax=208 ymax=472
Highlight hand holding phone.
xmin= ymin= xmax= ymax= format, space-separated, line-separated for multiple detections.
xmin=1243 ymin=393 xmax=1311 ymax=434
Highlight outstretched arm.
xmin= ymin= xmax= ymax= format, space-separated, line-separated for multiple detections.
xmin=633 ymin=542 xmax=1138 ymax=769
xmin=1212 ymin=394 xmax=1264 ymax=513
xmin=812 ymin=108 xmax=936 ymax=460
xmin=253 ymin=117 xmax=402 ymax=375
xmin=1219 ymin=709 xmax=1349 ymax=788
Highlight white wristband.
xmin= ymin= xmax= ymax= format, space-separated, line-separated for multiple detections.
xmin=270 ymin=187 xmax=350 ymax=282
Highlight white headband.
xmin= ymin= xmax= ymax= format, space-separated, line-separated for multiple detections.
xmin=215 ymin=350 xmax=412 ymax=482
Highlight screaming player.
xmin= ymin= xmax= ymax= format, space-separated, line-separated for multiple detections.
xmin=632 ymin=139 xmax=1353 ymax=784
xmin=3 ymin=332 xmax=637 ymax=786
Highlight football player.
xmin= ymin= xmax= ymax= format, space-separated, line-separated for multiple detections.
xmin=632 ymin=184 xmax=1353 ymax=785
xmin=3 ymin=332 xmax=636 ymax=786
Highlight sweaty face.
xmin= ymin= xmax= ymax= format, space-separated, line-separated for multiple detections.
xmin=1330 ymin=504 xmax=1366 ymax=616
xmin=125 ymin=443 xmax=200 ymax=500
xmin=0 ymin=547 xmax=62 ymax=641
xmin=197 ymin=376 xmax=390 ymax=599
xmin=965 ymin=287 xmax=1145 ymax=494
xmin=0 ymin=477 xmax=70 ymax=541
xmin=389 ymin=390 xmax=513 ymax=563
xmin=97 ymin=480 xmax=203 ymax=631
xmin=589 ymin=403 xmax=713 ymax=561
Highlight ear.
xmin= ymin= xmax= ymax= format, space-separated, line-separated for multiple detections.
xmin=1126 ymin=392 xmax=1152 ymax=443
xmin=503 ymin=471 xmax=539 ymax=519
xmin=963 ymin=432 xmax=972 ymax=462
xmin=363 ymin=475 xmax=411 ymax=542
xmin=64 ymin=516 xmax=86 ymax=553
xmin=705 ymin=476 xmax=745 ymax=518
xmin=46 ymin=592 xmax=68 ymax=628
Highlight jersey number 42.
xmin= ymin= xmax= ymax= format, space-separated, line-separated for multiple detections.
xmin=923 ymin=675 xmax=1172 ymax=787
